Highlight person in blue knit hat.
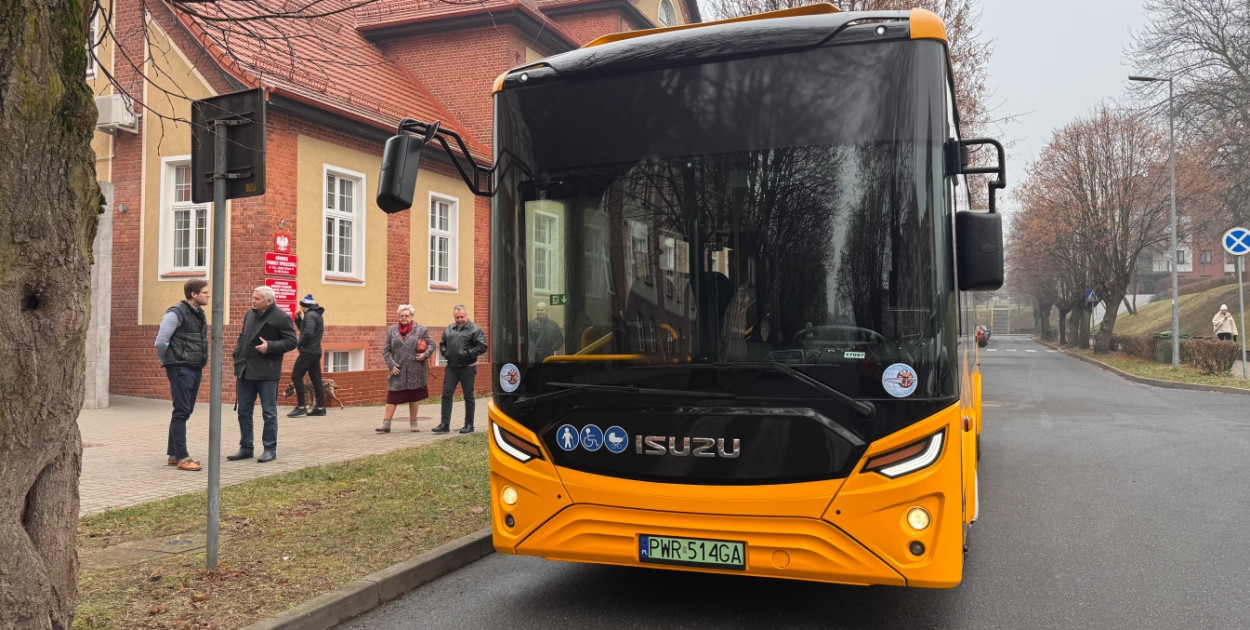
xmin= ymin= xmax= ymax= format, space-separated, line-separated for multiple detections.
xmin=288 ymin=294 xmax=327 ymax=417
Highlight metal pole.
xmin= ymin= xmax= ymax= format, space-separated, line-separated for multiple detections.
xmin=1168 ymin=78 xmax=1180 ymax=368
xmin=1239 ymin=255 xmax=1247 ymax=379
xmin=206 ymin=119 xmax=228 ymax=571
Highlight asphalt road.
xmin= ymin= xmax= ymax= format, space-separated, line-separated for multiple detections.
xmin=343 ymin=336 xmax=1250 ymax=630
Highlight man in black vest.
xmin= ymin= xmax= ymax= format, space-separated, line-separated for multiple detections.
xmin=154 ymin=279 xmax=210 ymax=471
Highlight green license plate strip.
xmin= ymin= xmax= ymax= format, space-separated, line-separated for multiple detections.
xmin=638 ymin=534 xmax=746 ymax=570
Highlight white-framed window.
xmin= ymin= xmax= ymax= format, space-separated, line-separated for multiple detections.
xmin=324 ymin=351 xmax=349 ymax=373
xmin=658 ymin=0 xmax=678 ymax=27
xmin=159 ymin=157 xmax=210 ymax=276
xmin=86 ymin=11 xmax=98 ymax=79
xmin=1201 ymin=251 xmax=1213 ymax=265
xmin=323 ymin=166 xmax=366 ymax=282
xmin=428 ymin=193 xmax=459 ymax=289
xmin=532 ymin=210 xmax=560 ymax=294
xmin=323 ymin=349 xmax=364 ymax=372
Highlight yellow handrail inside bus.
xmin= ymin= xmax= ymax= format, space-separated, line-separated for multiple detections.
xmin=542 ymin=330 xmax=640 ymax=362
xmin=544 ymin=354 xmax=642 ymax=362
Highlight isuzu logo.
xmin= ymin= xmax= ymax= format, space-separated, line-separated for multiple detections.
xmin=636 ymin=435 xmax=741 ymax=458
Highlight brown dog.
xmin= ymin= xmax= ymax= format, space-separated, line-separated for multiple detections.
xmin=282 ymin=377 xmax=345 ymax=409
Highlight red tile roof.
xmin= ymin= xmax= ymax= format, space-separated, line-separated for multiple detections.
xmin=166 ymin=0 xmax=488 ymax=158
xmin=352 ymin=0 xmax=581 ymax=46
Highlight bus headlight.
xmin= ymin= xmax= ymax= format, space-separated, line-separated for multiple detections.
xmin=862 ymin=430 xmax=944 ymax=478
xmin=492 ymin=423 xmax=544 ymax=463
xmin=906 ymin=507 xmax=931 ymax=531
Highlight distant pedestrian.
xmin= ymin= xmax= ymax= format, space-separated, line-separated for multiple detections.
xmin=379 ymin=304 xmax=435 ymax=433
xmin=1213 ymin=304 xmax=1239 ymax=342
xmin=288 ymin=294 xmax=327 ymax=418
xmin=155 ymin=279 xmax=210 ymax=471
xmin=529 ymin=301 xmax=564 ymax=362
xmin=435 ymin=305 xmax=488 ymax=434
xmin=229 ymin=286 xmax=298 ymax=463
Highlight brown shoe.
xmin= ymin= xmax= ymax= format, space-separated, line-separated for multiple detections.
xmin=167 ymin=456 xmax=179 ymax=466
xmin=176 ymin=458 xmax=202 ymax=471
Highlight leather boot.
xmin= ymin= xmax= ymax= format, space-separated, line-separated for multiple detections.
xmin=376 ymin=419 xmax=392 ymax=433
xmin=226 ymin=448 xmax=254 ymax=461
xmin=410 ymin=418 xmax=420 ymax=432
xmin=431 ymin=423 xmax=450 ymax=433
xmin=458 ymin=423 xmax=474 ymax=434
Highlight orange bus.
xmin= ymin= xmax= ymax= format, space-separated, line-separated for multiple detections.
xmin=379 ymin=3 xmax=1005 ymax=587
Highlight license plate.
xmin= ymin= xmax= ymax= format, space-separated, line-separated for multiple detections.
xmin=638 ymin=534 xmax=746 ymax=570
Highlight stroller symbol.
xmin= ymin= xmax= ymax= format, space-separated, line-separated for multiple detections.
xmin=604 ymin=426 xmax=628 ymax=453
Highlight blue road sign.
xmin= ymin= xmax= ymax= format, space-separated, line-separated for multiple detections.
xmin=1224 ymin=227 xmax=1250 ymax=256
xmin=1085 ymin=289 xmax=1100 ymax=305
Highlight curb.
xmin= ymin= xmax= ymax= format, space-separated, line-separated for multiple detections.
xmin=1037 ymin=339 xmax=1250 ymax=396
xmin=241 ymin=528 xmax=495 ymax=630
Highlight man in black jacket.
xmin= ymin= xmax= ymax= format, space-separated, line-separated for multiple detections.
xmin=154 ymin=279 xmax=211 ymax=471
xmin=229 ymin=286 xmax=298 ymax=463
xmin=287 ymin=294 xmax=327 ymax=417
xmin=435 ymin=305 xmax=488 ymax=434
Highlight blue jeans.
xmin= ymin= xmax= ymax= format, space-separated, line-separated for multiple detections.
xmin=166 ymin=365 xmax=203 ymax=461
xmin=237 ymin=378 xmax=279 ymax=452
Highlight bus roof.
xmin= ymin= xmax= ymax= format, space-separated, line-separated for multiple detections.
xmin=495 ymin=6 xmax=948 ymax=93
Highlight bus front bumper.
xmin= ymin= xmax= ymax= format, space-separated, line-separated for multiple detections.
xmin=501 ymin=503 xmax=906 ymax=586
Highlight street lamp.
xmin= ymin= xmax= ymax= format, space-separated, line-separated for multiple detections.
xmin=1130 ymin=74 xmax=1179 ymax=368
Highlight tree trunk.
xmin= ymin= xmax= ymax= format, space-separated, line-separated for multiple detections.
xmin=1094 ymin=289 xmax=1127 ymax=353
xmin=1057 ymin=306 xmax=1071 ymax=345
xmin=1036 ymin=301 xmax=1055 ymax=341
xmin=0 ymin=0 xmax=98 ymax=627
xmin=1066 ymin=307 xmax=1089 ymax=349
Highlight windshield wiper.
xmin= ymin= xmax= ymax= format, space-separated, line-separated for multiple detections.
xmin=762 ymin=362 xmax=876 ymax=419
xmin=512 ymin=381 xmax=735 ymax=411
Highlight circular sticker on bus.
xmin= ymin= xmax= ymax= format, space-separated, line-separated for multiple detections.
xmin=498 ymin=363 xmax=521 ymax=392
xmin=556 ymin=424 xmax=579 ymax=451
xmin=882 ymin=363 xmax=919 ymax=398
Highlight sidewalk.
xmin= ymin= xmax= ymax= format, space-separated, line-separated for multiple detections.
xmin=78 ymin=395 xmax=478 ymax=517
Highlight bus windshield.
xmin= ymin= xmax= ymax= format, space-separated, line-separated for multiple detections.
xmin=493 ymin=38 xmax=957 ymax=401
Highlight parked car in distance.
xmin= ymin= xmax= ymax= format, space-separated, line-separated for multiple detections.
xmin=975 ymin=325 xmax=989 ymax=347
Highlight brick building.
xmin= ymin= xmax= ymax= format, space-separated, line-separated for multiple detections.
xmin=85 ymin=0 xmax=701 ymax=408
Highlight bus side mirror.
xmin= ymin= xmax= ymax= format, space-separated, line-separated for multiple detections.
xmin=956 ymin=210 xmax=1003 ymax=291
xmin=377 ymin=134 xmax=424 ymax=214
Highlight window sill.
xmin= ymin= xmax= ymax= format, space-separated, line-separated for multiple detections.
xmin=160 ymin=270 xmax=207 ymax=279
xmin=428 ymin=284 xmax=458 ymax=292
xmin=324 ymin=275 xmax=364 ymax=285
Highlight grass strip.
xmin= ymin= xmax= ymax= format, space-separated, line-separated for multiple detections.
xmin=1067 ymin=349 xmax=1250 ymax=390
xmin=75 ymin=433 xmax=490 ymax=629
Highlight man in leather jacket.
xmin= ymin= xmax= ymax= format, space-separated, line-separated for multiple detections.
xmin=435 ymin=305 xmax=488 ymax=434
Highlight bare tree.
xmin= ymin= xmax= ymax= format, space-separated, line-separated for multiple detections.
xmin=1130 ymin=0 xmax=1250 ymax=225
xmin=1006 ymin=202 xmax=1062 ymax=341
xmin=703 ymin=0 xmax=994 ymax=142
xmin=1019 ymin=106 xmax=1218 ymax=352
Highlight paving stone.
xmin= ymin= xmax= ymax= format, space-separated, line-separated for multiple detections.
xmin=78 ymin=396 xmax=478 ymax=517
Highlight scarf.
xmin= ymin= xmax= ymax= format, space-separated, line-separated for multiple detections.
xmin=398 ymin=321 xmax=413 ymax=338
